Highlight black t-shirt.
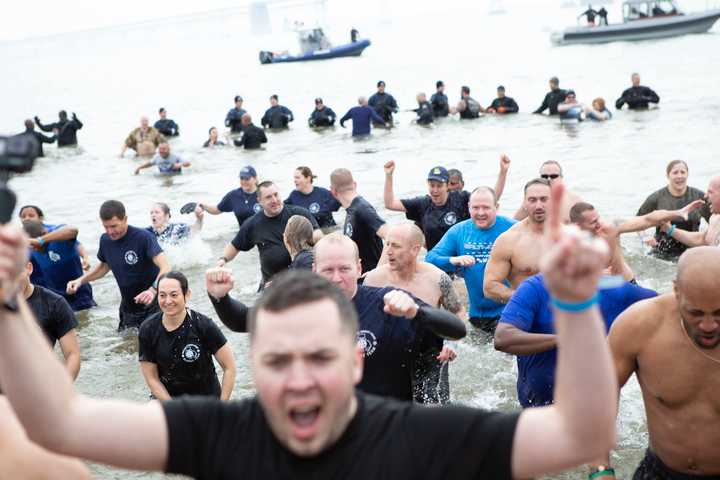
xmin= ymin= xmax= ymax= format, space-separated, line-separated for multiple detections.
xmin=26 ymin=285 xmax=78 ymax=347
xmin=97 ymin=225 xmax=163 ymax=313
xmin=637 ymin=186 xmax=711 ymax=258
xmin=343 ymin=196 xmax=385 ymax=273
xmin=138 ymin=310 xmax=227 ymax=398
xmin=289 ymin=249 xmax=314 ymax=270
xmin=231 ymin=205 xmax=319 ymax=282
xmin=163 ymin=392 xmax=519 ymax=480
xmin=285 ymin=187 xmax=341 ymax=229
xmin=401 ymin=190 xmax=471 ymax=251
xmin=217 ymin=188 xmax=262 ymax=228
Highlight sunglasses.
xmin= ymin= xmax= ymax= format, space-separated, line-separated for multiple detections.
xmin=541 ymin=174 xmax=561 ymax=179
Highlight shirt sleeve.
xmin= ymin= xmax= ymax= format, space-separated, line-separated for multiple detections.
xmin=623 ymin=283 xmax=658 ymax=306
xmin=50 ymin=296 xmax=78 ymax=340
xmin=400 ymin=196 xmax=427 ymax=222
xmin=231 ymin=220 xmax=255 ymax=252
xmin=425 ymin=224 xmax=459 ymax=271
xmin=499 ymin=278 xmax=542 ymax=331
xmin=297 ymin=206 xmax=320 ymax=229
xmin=137 ymin=324 xmax=155 ymax=363
xmin=636 ymin=191 xmax=658 ymax=216
xmin=96 ymin=238 xmax=106 ymax=263
xmin=217 ymin=192 xmax=233 ymax=212
xmin=356 ymin=202 xmax=385 ymax=234
xmin=145 ymin=231 xmax=164 ymax=258
xmin=197 ymin=313 xmax=228 ymax=354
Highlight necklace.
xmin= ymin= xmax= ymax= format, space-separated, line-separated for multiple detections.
xmin=679 ymin=315 xmax=720 ymax=365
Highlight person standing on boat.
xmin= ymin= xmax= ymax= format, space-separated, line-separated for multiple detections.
xmin=225 ymin=95 xmax=247 ymax=133
xmin=368 ymin=81 xmax=399 ymax=125
xmin=615 ymin=73 xmax=660 ymax=110
xmin=308 ymin=98 xmax=337 ymax=127
xmin=261 ymin=95 xmax=294 ymax=129
xmin=597 ymin=7 xmax=609 ymax=25
xmin=578 ymin=5 xmax=599 ymax=26
xmin=533 ymin=76 xmax=567 ymax=116
xmin=350 ymin=27 xmax=359 ymax=42
xmin=339 ymin=96 xmax=388 ymax=136
xmin=486 ymin=86 xmax=519 ymax=114
xmin=430 ymin=81 xmax=450 ymax=118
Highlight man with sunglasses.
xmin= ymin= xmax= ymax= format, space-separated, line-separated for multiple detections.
xmin=515 ymin=161 xmax=583 ymax=223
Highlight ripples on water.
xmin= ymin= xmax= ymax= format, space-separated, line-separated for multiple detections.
xmin=2 ymin=0 xmax=718 ymax=477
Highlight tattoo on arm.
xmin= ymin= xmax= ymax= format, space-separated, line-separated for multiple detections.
xmin=439 ymin=273 xmax=463 ymax=314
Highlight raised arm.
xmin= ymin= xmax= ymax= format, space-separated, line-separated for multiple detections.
xmin=616 ymin=199 xmax=705 ymax=234
xmin=494 ymin=154 xmax=511 ymax=201
xmin=34 ymin=116 xmax=53 ymax=132
xmin=483 ymin=234 xmax=515 ymax=303
xmin=383 ymin=160 xmax=406 ymax=211
xmin=190 ymin=206 xmax=204 ymax=234
xmin=382 ymin=290 xmax=466 ymax=340
xmin=206 ymin=268 xmax=249 ymax=332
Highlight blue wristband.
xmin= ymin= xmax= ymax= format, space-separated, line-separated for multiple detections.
xmin=667 ymin=225 xmax=676 ymax=236
xmin=38 ymin=237 xmax=46 ymax=247
xmin=550 ymin=293 xmax=599 ymax=312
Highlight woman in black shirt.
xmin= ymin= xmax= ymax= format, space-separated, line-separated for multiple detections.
xmin=139 ymin=271 xmax=236 ymax=400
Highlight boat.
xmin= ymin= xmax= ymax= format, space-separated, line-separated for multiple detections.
xmin=551 ymin=0 xmax=720 ymax=45
xmin=259 ymin=27 xmax=371 ymax=64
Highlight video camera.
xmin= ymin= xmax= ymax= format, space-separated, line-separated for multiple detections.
xmin=0 ymin=134 xmax=39 ymax=223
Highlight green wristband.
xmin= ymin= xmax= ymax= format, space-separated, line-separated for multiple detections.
xmin=589 ymin=468 xmax=615 ymax=479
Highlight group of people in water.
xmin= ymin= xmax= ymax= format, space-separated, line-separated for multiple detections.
xmin=2 ymin=104 xmax=719 ymax=480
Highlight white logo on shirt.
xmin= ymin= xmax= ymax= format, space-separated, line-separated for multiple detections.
xmin=181 ymin=344 xmax=201 ymax=363
xmin=309 ymin=202 xmax=320 ymax=214
xmin=124 ymin=250 xmax=139 ymax=265
xmin=344 ymin=222 xmax=354 ymax=237
xmin=357 ymin=330 xmax=377 ymax=357
xmin=253 ymin=203 xmax=262 ymax=213
xmin=48 ymin=250 xmax=61 ymax=262
xmin=443 ymin=212 xmax=458 ymax=226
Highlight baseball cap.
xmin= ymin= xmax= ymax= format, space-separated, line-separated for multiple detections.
xmin=497 ymin=85 xmax=505 ymax=91
xmin=239 ymin=165 xmax=257 ymax=178
xmin=377 ymin=80 xmax=385 ymax=87
xmin=427 ymin=166 xmax=449 ymax=183
xmin=436 ymin=80 xmax=444 ymax=88
xmin=234 ymin=95 xmax=243 ymax=102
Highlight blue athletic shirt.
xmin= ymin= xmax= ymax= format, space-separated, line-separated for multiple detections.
xmin=285 ymin=187 xmax=341 ymax=229
xmin=217 ymin=188 xmax=262 ymax=228
xmin=500 ymin=274 xmax=657 ymax=408
xmin=97 ymin=225 xmax=163 ymax=312
xmin=426 ymin=216 xmax=516 ymax=319
xmin=151 ymin=153 xmax=184 ymax=174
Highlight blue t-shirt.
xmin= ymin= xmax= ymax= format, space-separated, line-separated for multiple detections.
xmin=97 ymin=225 xmax=163 ymax=312
xmin=151 ymin=153 xmax=184 ymax=174
xmin=353 ymin=285 xmax=427 ymax=401
xmin=285 ymin=187 xmax=341 ymax=229
xmin=217 ymin=188 xmax=262 ymax=228
xmin=146 ymin=223 xmax=191 ymax=245
xmin=426 ymin=216 xmax=516 ymax=318
xmin=30 ymin=233 xmax=96 ymax=312
xmin=339 ymin=106 xmax=386 ymax=136
xmin=500 ymin=274 xmax=657 ymax=408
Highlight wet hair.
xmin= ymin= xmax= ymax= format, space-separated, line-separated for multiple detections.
xmin=99 ymin=200 xmax=126 ymax=221
xmin=248 ymin=270 xmax=358 ymax=340
xmin=158 ymin=107 xmax=166 ymax=114
xmin=24 ymin=119 xmax=34 ymax=129
xmin=666 ymin=159 xmax=688 ymax=176
xmin=153 ymin=202 xmax=171 ymax=217
xmin=524 ymin=177 xmax=551 ymax=195
xmin=256 ymin=180 xmax=276 ymax=199
xmin=296 ymin=166 xmax=316 ymax=183
xmin=569 ymin=202 xmax=595 ymax=224
xmin=593 ymin=97 xmax=606 ymax=110
xmin=208 ymin=126 xmax=217 ymax=134
xmin=157 ymin=270 xmax=189 ymax=296
xmin=22 ymin=219 xmax=45 ymax=238
xmin=461 ymin=86 xmax=470 ymax=95
xmin=19 ymin=205 xmax=44 ymax=219
xmin=330 ymin=168 xmax=354 ymax=192
xmin=447 ymin=168 xmax=464 ymax=183
xmin=470 ymin=186 xmax=498 ymax=204
xmin=540 ymin=160 xmax=564 ymax=176
xmin=270 ymin=94 xmax=279 ymax=101
xmin=284 ymin=215 xmax=315 ymax=254
xmin=436 ymin=80 xmax=444 ymax=88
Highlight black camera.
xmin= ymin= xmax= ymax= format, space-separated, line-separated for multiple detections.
xmin=0 ymin=134 xmax=39 ymax=223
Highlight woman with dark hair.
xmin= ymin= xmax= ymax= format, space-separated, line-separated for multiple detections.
xmin=284 ymin=166 xmax=341 ymax=229
xmin=637 ymin=159 xmax=712 ymax=259
xmin=202 ymin=127 xmax=225 ymax=147
xmin=283 ymin=215 xmax=315 ymax=270
xmin=138 ymin=271 xmax=236 ymax=400
xmin=146 ymin=202 xmax=203 ymax=245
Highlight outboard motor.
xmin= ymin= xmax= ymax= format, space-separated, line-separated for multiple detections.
xmin=259 ymin=51 xmax=274 ymax=64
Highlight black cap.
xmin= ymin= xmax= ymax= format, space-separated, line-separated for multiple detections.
xmin=377 ymin=80 xmax=385 ymax=87
xmin=234 ymin=95 xmax=243 ymax=102
xmin=566 ymin=89 xmax=576 ymax=95
xmin=436 ymin=80 xmax=444 ymax=88
xmin=497 ymin=85 xmax=505 ymax=91
xmin=550 ymin=76 xmax=559 ymax=84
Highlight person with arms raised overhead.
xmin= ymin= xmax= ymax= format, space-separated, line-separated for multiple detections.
xmin=0 ymin=181 xmax=621 ymax=479
xmin=34 ymin=110 xmax=82 ymax=147
xmin=615 ymin=73 xmax=660 ymax=110
xmin=154 ymin=108 xmax=179 ymax=137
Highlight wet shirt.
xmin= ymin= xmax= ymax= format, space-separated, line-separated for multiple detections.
xmin=29 ymin=226 xmax=95 ymax=312
xmin=339 ymin=106 xmax=386 ymax=136
xmin=233 ymin=124 xmax=267 ymax=149
xmin=285 ymin=187 xmax=341 ymax=228
xmin=154 ymin=119 xmax=179 ymax=137
xmin=151 ymin=153 xmax=184 ymax=174
xmin=460 ymin=96 xmax=481 ymax=119
xmin=217 ymin=188 xmax=262 ymax=228
xmin=97 ymin=225 xmax=163 ymax=313
xmin=289 ymin=249 xmax=314 ymax=270
xmin=146 ymin=223 xmax=191 ymax=245
xmin=500 ymin=274 xmax=657 ymax=408
xmin=637 ymin=186 xmax=711 ymax=258
xmin=308 ymin=106 xmax=337 ymax=127
xmin=413 ymin=101 xmax=434 ymax=125
xmin=139 ymin=310 xmax=226 ymax=398
xmin=533 ymin=89 xmax=567 ymax=115
xmin=261 ymin=105 xmax=294 ymax=129
xmin=18 ymin=129 xmax=55 ymax=157
xmin=225 ymin=107 xmax=247 ymax=133
xmin=615 ymin=85 xmax=660 ymax=110
xmin=368 ymin=92 xmax=399 ymax=122
xmin=489 ymin=97 xmax=519 ymax=113
xmin=125 ymin=127 xmax=165 ymax=150
xmin=26 ymin=285 xmax=78 ymax=347
xmin=231 ymin=205 xmax=319 ymax=282
xmin=36 ymin=118 xmax=83 ymax=146
xmin=426 ymin=216 xmax=516 ymax=318
xmin=343 ymin=196 xmax=385 ymax=273
xmin=430 ymin=92 xmax=449 ymax=117
xmin=164 ymin=392 xmax=519 ymax=480
xmin=401 ymin=190 xmax=471 ymax=251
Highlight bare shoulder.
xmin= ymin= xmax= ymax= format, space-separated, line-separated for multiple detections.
xmin=609 ymin=293 xmax=675 ymax=350
xmin=417 ymin=261 xmax=444 ymax=279
xmin=362 ymin=265 xmax=391 ymax=287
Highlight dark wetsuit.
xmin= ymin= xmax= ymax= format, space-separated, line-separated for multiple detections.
xmin=533 ymin=89 xmax=567 ymax=115
xmin=633 ymin=449 xmax=720 ymax=480
xmin=261 ymin=105 xmax=294 ymax=129
xmin=459 ymin=96 xmax=482 ymax=119
xmin=233 ymin=123 xmax=267 ymax=149
xmin=225 ymin=107 xmax=247 ymax=133
xmin=414 ymin=101 xmax=434 ymax=125
xmin=489 ymin=97 xmax=519 ymax=113
xmin=154 ymin=119 xmax=179 ymax=137
xmin=308 ymin=106 xmax=337 ymax=127
xmin=368 ymin=92 xmax=399 ymax=124
xmin=580 ymin=7 xmax=598 ymax=23
xmin=18 ymin=128 xmax=55 ymax=157
xmin=615 ymin=85 xmax=660 ymax=110
xmin=430 ymin=92 xmax=449 ymax=117
xmin=36 ymin=117 xmax=82 ymax=147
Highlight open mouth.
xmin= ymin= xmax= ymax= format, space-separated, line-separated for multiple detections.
xmin=289 ymin=406 xmax=321 ymax=439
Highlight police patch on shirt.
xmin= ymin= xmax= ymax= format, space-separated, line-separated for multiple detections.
xmin=443 ymin=211 xmax=458 ymax=226
xmin=253 ymin=203 xmax=263 ymax=213
xmin=309 ymin=202 xmax=320 ymax=214
xmin=124 ymin=250 xmax=139 ymax=265
xmin=48 ymin=250 xmax=61 ymax=262
xmin=357 ymin=330 xmax=377 ymax=357
xmin=181 ymin=344 xmax=201 ymax=363
xmin=344 ymin=222 xmax=354 ymax=237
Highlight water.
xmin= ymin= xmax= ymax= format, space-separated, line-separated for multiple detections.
xmin=2 ymin=0 xmax=719 ymax=477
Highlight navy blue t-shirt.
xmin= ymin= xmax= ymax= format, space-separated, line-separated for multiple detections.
xmin=285 ymin=187 xmax=341 ymax=229
xmin=500 ymin=274 xmax=657 ymax=408
xmin=343 ymin=196 xmax=386 ymax=273
xmin=26 ymin=285 xmax=79 ymax=347
xmin=97 ymin=225 xmax=163 ymax=312
xmin=217 ymin=188 xmax=262 ymax=228
xmin=353 ymin=285 xmax=428 ymax=401
xmin=30 ymin=230 xmax=96 ymax=312
xmin=401 ymin=190 xmax=471 ymax=251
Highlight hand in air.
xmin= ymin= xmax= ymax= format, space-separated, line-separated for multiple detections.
xmin=500 ymin=154 xmax=511 ymax=173
xmin=206 ymin=267 xmax=235 ymax=300
xmin=383 ymin=160 xmax=396 ymax=176
xmin=677 ymin=199 xmax=706 ymax=220
xmin=383 ymin=290 xmax=419 ymax=319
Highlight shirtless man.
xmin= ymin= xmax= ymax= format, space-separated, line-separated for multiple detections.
xmin=484 ymin=178 xmax=551 ymax=303
xmin=663 ymin=175 xmax=720 ymax=248
xmin=570 ymin=200 xmax=705 ymax=281
xmin=364 ymin=223 xmax=467 ymax=404
xmin=515 ymin=161 xmax=582 ymax=223
xmin=591 ymin=246 xmax=720 ymax=479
